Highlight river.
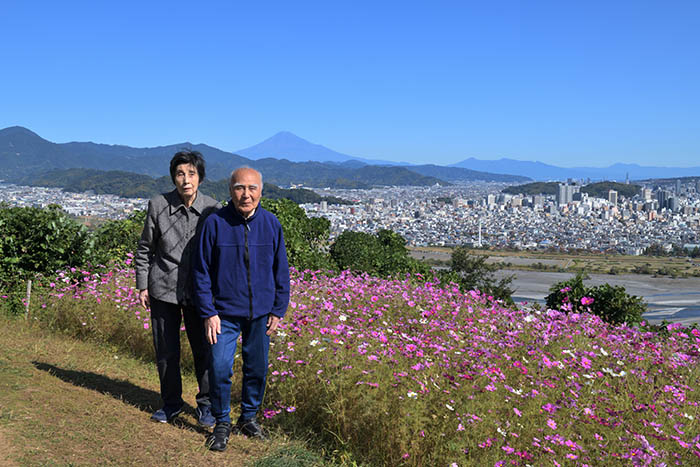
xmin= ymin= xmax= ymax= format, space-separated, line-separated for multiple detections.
xmin=498 ymin=270 xmax=700 ymax=325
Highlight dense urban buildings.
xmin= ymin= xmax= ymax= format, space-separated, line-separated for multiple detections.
xmin=2 ymin=179 xmax=700 ymax=254
xmin=301 ymin=181 xmax=700 ymax=254
xmin=0 ymin=183 xmax=147 ymax=218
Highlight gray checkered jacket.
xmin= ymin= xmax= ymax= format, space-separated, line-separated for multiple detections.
xmin=135 ymin=189 xmax=221 ymax=304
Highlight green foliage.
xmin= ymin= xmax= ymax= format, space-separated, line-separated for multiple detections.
xmin=330 ymin=229 xmax=429 ymax=277
xmin=329 ymin=231 xmax=380 ymax=273
xmin=502 ymin=182 xmax=559 ymax=196
xmin=644 ymin=242 xmax=699 ymax=258
xmin=546 ymin=272 xmax=646 ymax=325
xmin=443 ymin=246 xmax=514 ymax=302
xmin=262 ymin=198 xmax=334 ymax=271
xmin=503 ymin=181 xmax=641 ymax=199
xmin=93 ymin=211 xmax=146 ymax=265
xmin=581 ymin=181 xmax=640 ymax=199
xmin=23 ymin=168 xmax=172 ymax=199
xmin=0 ymin=204 xmax=95 ymax=292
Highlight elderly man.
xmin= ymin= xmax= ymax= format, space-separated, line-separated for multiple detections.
xmin=193 ymin=167 xmax=290 ymax=451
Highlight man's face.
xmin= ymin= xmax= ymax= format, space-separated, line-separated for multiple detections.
xmin=174 ymin=163 xmax=200 ymax=200
xmin=230 ymin=169 xmax=262 ymax=217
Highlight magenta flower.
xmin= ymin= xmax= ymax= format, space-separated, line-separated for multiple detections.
xmin=580 ymin=296 xmax=594 ymax=306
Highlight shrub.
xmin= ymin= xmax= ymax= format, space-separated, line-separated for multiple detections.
xmin=545 ymin=272 xmax=646 ymax=325
xmin=0 ymin=204 xmax=95 ymax=312
xmin=445 ymin=246 xmax=514 ymax=303
xmin=93 ymin=210 xmax=146 ymax=265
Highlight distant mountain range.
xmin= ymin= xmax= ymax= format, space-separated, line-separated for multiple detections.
xmin=450 ymin=158 xmax=700 ymax=182
xmin=0 ymin=126 xmax=528 ymax=187
xmin=237 ymin=131 xmax=412 ymax=166
xmin=236 ymin=131 xmax=700 ymax=181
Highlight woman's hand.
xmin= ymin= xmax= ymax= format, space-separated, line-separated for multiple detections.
xmin=138 ymin=289 xmax=150 ymax=309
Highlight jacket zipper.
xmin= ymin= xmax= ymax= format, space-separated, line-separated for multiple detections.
xmin=244 ymin=221 xmax=253 ymax=319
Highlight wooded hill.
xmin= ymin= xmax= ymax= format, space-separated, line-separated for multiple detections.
xmin=21 ymin=168 xmax=353 ymax=205
xmin=502 ymin=181 xmax=640 ymax=198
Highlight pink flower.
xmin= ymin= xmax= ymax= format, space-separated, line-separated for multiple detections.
xmin=546 ymin=419 xmax=557 ymax=430
xmin=580 ymin=296 xmax=594 ymax=306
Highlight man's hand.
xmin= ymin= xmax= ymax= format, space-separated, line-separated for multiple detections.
xmin=266 ymin=315 xmax=281 ymax=336
xmin=205 ymin=315 xmax=221 ymax=345
xmin=138 ymin=289 xmax=150 ymax=309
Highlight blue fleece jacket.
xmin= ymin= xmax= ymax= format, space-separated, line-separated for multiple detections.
xmin=193 ymin=203 xmax=290 ymax=320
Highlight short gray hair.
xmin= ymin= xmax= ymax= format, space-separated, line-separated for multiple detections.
xmin=229 ymin=167 xmax=263 ymax=187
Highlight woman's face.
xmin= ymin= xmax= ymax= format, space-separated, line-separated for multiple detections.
xmin=174 ymin=163 xmax=200 ymax=199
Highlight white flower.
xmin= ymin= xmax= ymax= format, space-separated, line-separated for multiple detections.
xmin=407 ymin=391 xmax=418 ymax=398
xmin=599 ymin=348 xmax=609 ymax=356
xmin=338 ymin=314 xmax=347 ymax=321
xmin=446 ymin=404 xmax=454 ymax=411
xmin=309 ymin=339 xmax=319 ymax=347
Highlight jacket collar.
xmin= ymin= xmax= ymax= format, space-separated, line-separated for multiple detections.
xmin=166 ymin=189 xmax=206 ymax=215
xmin=227 ymin=202 xmax=260 ymax=222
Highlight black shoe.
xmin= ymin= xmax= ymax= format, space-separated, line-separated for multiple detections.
xmin=206 ymin=422 xmax=232 ymax=452
xmin=234 ymin=417 xmax=267 ymax=440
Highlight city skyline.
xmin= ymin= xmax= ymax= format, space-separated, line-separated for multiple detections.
xmin=2 ymin=1 xmax=699 ymax=167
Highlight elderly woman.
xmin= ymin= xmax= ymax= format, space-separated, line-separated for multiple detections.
xmin=135 ymin=150 xmax=221 ymax=426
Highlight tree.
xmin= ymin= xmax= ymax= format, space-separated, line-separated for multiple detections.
xmin=330 ymin=229 xmax=429 ymax=277
xmin=444 ymin=246 xmax=514 ymax=302
xmin=261 ymin=198 xmax=333 ymax=271
xmin=329 ymin=231 xmax=382 ymax=274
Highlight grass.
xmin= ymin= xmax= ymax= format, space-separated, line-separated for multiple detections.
xmin=5 ymin=262 xmax=700 ymax=465
xmin=410 ymin=246 xmax=700 ymax=277
xmin=0 ymin=313 xmax=320 ymax=466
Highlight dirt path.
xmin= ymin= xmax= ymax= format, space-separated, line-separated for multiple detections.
xmin=0 ymin=316 xmax=273 ymax=466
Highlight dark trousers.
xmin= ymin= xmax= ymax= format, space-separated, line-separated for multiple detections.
xmin=150 ymin=297 xmax=210 ymax=408
xmin=209 ymin=314 xmax=270 ymax=423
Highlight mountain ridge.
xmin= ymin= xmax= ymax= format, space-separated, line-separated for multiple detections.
xmin=451 ymin=157 xmax=700 ymax=181
xmin=5 ymin=126 xmax=522 ymax=187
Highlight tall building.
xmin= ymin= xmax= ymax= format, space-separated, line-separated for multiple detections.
xmin=676 ymin=179 xmax=682 ymax=194
xmin=669 ymin=197 xmax=679 ymax=212
xmin=608 ymin=190 xmax=618 ymax=205
xmin=642 ymin=188 xmax=652 ymax=201
xmin=557 ymin=183 xmax=579 ymax=206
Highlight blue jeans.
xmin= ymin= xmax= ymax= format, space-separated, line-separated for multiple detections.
xmin=209 ymin=314 xmax=270 ymax=423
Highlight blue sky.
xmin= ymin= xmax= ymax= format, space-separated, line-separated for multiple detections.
xmin=2 ymin=1 xmax=699 ymax=167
